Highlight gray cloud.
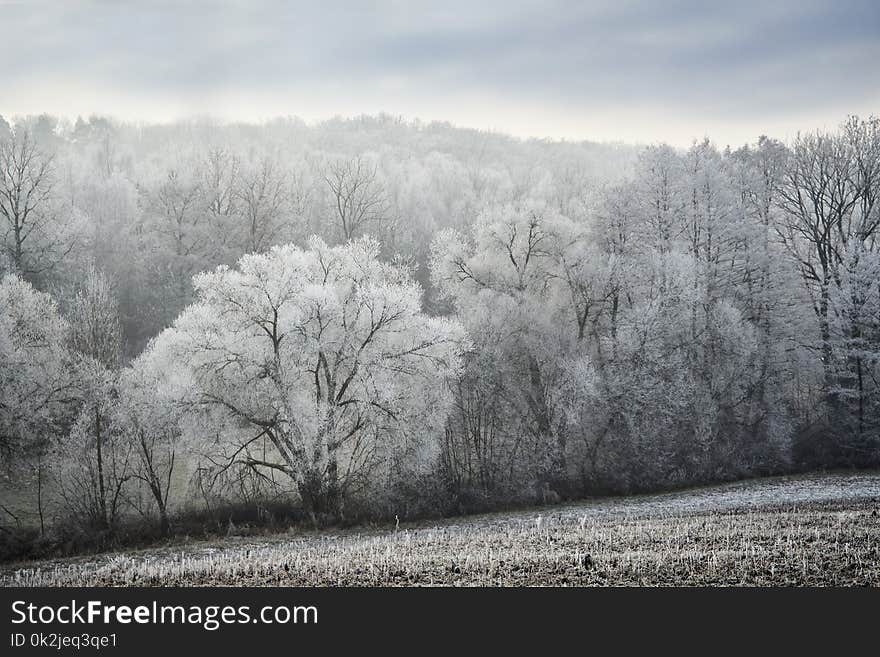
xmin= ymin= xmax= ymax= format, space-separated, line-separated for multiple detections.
xmin=1 ymin=0 xmax=878 ymax=145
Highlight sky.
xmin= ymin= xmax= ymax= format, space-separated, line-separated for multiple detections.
xmin=1 ymin=0 xmax=878 ymax=147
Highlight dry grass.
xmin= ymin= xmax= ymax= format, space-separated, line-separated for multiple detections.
xmin=3 ymin=473 xmax=879 ymax=586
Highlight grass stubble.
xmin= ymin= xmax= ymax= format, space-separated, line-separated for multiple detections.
xmin=3 ymin=474 xmax=878 ymax=586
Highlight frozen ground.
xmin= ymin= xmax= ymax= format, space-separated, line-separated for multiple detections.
xmin=3 ymin=472 xmax=879 ymax=586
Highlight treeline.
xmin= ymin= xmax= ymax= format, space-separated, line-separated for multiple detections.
xmin=1 ymin=113 xmax=878 ymax=559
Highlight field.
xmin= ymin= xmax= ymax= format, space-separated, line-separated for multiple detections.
xmin=3 ymin=473 xmax=879 ymax=586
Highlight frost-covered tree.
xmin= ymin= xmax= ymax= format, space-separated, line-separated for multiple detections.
xmin=728 ymin=136 xmax=804 ymax=456
xmin=197 ymin=146 xmax=240 ymax=263
xmin=143 ymin=237 xmax=464 ymax=517
xmin=234 ymin=155 xmax=292 ymax=254
xmin=113 ymin=354 xmax=182 ymax=536
xmin=827 ymin=244 xmax=880 ymax=461
xmin=0 ymin=275 xmax=76 ymax=459
xmin=771 ymin=116 xmax=880 ymax=460
xmin=0 ymin=275 xmax=77 ymax=532
xmin=51 ymin=383 xmax=131 ymax=533
xmin=775 ymin=116 xmax=880 ymax=387
xmin=69 ymin=264 xmax=121 ymax=370
xmin=432 ymin=200 xmax=574 ymax=492
xmin=0 ymin=129 xmax=77 ymax=279
xmin=145 ymin=167 xmax=204 ymax=262
xmin=54 ymin=265 xmax=125 ymax=531
xmin=322 ymin=155 xmax=389 ymax=242
xmin=631 ymin=144 xmax=687 ymax=255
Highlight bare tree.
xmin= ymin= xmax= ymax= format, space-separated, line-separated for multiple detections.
xmin=774 ymin=117 xmax=880 ymax=386
xmin=200 ymin=147 xmax=240 ymax=259
xmin=70 ymin=264 xmax=122 ymax=370
xmin=322 ymin=155 xmax=388 ymax=242
xmin=202 ymin=147 xmax=239 ymax=218
xmin=52 ymin=389 xmax=131 ymax=533
xmin=0 ymin=129 xmax=69 ymax=277
xmin=235 ymin=156 xmax=291 ymax=253
xmin=129 ymin=420 xmax=176 ymax=537
xmin=65 ymin=264 xmax=124 ymax=530
xmin=148 ymin=168 xmax=203 ymax=259
xmin=143 ymin=167 xmax=205 ymax=314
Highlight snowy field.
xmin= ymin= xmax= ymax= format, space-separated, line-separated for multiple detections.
xmin=3 ymin=472 xmax=879 ymax=586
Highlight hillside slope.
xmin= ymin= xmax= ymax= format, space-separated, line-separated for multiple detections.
xmin=4 ymin=473 xmax=879 ymax=586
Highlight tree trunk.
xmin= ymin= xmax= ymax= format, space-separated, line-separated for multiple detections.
xmin=95 ymin=406 xmax=108 ymax=530
xmin=157 ymin=505 xmax=170 ymax=537
xmin=527 ymin=355 xmax=551 ymax=437
xmin=36 ymin=452 xmax=45 ymax=537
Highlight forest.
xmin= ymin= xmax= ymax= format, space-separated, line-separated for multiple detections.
xmin=1 ymin=112 xmax=878 ymax=559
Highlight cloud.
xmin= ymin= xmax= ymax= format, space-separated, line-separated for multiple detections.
xmin=1 ymin=0 xmax=878 ymax=145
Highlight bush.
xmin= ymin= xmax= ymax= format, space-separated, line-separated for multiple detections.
xmin=0 ymin=526 xmax=49 ymax=562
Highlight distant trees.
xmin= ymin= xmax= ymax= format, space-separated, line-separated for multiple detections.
xmin=69 ymin=265 xmax=122 ymax=370
xmin=235 ymin=155 xmax=293 ymax=253
xmin=0 ymin=129 xmax=73 ymax=279
xmin=774 ymin=116 xmax=880 ymax=463
xmin=198 ymin=147 xmax=240 ymax=262
xmin=146 ymin=168 xmax=204 ymax=263
xmin=322 ymin=155 xmax=389 ymax=242
xmin=2 ymin=112 xmax=880 ymax=555
xmin=138 ymin=166 xmax=207 ymax=330
xmin=430 ymin=135 xmax=811 ymax=496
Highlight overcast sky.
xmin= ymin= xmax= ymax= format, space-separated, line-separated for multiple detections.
xmin=2 ymin=0 xmax=878 ymax=146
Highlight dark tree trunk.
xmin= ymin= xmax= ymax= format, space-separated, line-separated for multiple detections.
xmin=95 ymin=406 xmax=108 ymax=530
